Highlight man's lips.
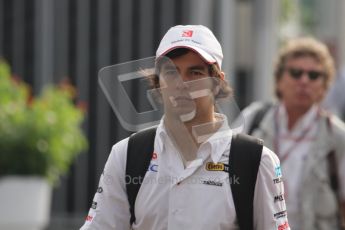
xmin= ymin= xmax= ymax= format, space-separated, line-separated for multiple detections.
xmin=169 ymin=96 xmax=192 ymax=107
xmin=168 ymin=89 xmax=212 ymax=107
xmin=296 ymin=89 xmax=310 ymax=98
xmin=174 ymin=96 xmax=192 ymax=101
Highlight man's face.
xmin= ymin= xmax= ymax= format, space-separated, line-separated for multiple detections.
xmin=277 ymin=56 xmax=327 ymax=111
xmin=159 ymin=51 xmax=215 ymax=122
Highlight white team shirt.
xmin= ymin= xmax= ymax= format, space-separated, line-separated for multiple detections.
xmin=80 ymin=117 xmax=290 ymax=230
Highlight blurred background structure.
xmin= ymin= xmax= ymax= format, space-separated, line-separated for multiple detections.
xmin=0 ymin=0 xmax=344 ymax=229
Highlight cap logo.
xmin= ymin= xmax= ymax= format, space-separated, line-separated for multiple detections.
xmin=182 ymin=30 xmax=193 ymax=37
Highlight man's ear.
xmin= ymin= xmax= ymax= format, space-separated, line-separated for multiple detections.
xmin=154 ymin=87 xmax=164 ymax=104
xmin=212 ymin=72 xmax=225 ymax=95
xmin=212 ymin=84 xmax=220 ymax=96
xmin=147 ymin=87 xmax=164 ymax=111
xmin=219 ymin=71 xmax=225 ymax=81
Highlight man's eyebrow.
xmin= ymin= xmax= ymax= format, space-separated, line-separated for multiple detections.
xmin=188 ymin=65 xmax=208 ymax=71
xmin=161 ymin=64 xmax=177 ymax=70
xmin=161 ymin=64 xmax=208 ymax=71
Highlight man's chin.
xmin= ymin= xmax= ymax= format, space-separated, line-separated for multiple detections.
xmin=167 ymin=107 xmax=196 ymax=121
xmin=179 ymin=110 xmax=196 ymax=122
xmin=294 ymin=101 xmax=314 ymax=111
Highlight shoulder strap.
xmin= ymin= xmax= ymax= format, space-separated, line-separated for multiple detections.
xmin=126 ymin=127 xmax=157 ymax=225
xmin=325 ymin=115 xmax=345 ymax=229
xmin=229 ymin=133 xmax=263 ymax=230
xmin=325 ymin=115 xmax=338 ymax=192
xmin=327 ymin=150 xmax=339 ymax=195
xmin=248 ymin=103 xmax=272 ymax=135
xmin=329 ymin=149 xmax=345 ymax=230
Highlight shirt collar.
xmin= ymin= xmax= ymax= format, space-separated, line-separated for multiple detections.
xmin=279 ymin=103 xmax=319 ymax=135
xmin=201 ymin=113 xmax=232 ymax=163
xmin=155 ymin=113 xmax=232 ymax=163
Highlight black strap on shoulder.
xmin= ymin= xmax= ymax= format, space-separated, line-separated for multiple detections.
xmin=325 ymin=115 xmax=345 ymax=229
xmin=327 ymin=150 xmax=339 ymax=195
xmin=326 ymin=115 xmax=339 ymax=192
xmin=126 ymin=127 xmax=157 ymax=225
xmin=329 ymin=149 xmax=345 ymax=230
xmin=229 ymin=133 xmax=263 ymax=230
xmin=248 ymin=103 xmax=272 ymax=135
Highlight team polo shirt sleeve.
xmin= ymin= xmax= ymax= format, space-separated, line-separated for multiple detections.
xmin=80 ymin=138 xmax=131 ymax=230
xmin=254 ymin=146 xmax=290 ymax=230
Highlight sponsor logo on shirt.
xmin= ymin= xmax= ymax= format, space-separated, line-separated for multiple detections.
xmin=148 ymin=163 xmax=158 ymax=172
xmin=86 ymin=215 xmax=94 ymax=222
xmin=275 ymin=166 xmax=282 ymax=177
xmin=84 ymin=211 xmax=96 ymax=226
xmin=147 ymin=153 xmax=158 ymax=172
xmin=274 ymin=210 xmax=287 ymax=219
xmin=205 ymin=162 xmax=229 ymax=172
xmin=277 ymin=221 xmax=289 ymax=230
xmin=91 ymin=201 xmax=97 ymax=209
xmin=274 ymin=194 xmax=284 ymax=202
xmin=273 ymin=177 xmax=282 ymax=184
xmin=202 ymin=180 xmax=223 ymax=187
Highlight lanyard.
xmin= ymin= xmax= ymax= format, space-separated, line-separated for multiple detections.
xmin=273 ymin=106 xmax=320 ymax=163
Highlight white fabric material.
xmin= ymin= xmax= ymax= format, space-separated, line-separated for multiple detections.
xmin=276 ymin=105 xmax=318 ymax=229
xmin=156 ymin=25 xmax=223 ymax=68
xmin=80 ymin=118 xmax=289 ymax=230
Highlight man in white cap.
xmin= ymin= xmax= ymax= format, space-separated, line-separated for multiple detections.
xmin=80 ymin=25 xmax=290 ymax=230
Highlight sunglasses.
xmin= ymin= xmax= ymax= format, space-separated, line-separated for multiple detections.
xmin=285 ymin=67 xmax=325 ymax=81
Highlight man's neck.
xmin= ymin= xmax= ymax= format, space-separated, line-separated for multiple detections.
xmin=284 ymin=104 xmax=312 ymax=130
xmin=163 ymin=113 xmax=218 ymax=163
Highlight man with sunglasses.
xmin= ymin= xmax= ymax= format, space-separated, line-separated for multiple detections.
xmin=241 ymin=37 xmax=345 ymax=230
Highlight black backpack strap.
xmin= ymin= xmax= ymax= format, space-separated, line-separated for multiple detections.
xmin=229 ymin=133 xmax=263 ymax=230
xmin=126 ymin=127 xmax=157 ymax=225
xmin=325 ymin=115 xmax=345 ymax=229
xmin=248 ymin=103 xmax=272 ymax=135
xmin=328 ymin=150 xmax=345 ymax=229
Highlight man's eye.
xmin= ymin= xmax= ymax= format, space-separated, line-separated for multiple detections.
xmin=164 ymin=70 xmax=178 ymax=76
xmin=191 ymin=71 xmax=205 ymax=76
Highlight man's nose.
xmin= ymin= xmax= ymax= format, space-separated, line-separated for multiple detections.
xmin=300 ymin=73 xmax=311 ymax=83
xmin=176 ymin=74 xmax=189 ymax=89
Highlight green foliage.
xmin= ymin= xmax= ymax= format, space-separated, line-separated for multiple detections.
xmin=300 ymin=0 xmax=318 ymax=34
xmin=280 ymin=0 xmax=296 ymax=24
xmin=0 ymin=59 xmax=88 ymax=185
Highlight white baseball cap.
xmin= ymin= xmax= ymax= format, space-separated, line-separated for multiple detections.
xmin=156 ymin=25 xmax=223 ymax=68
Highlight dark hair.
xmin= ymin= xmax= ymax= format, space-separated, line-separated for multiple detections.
xmin=145 ymin=48 xmax=232 ymax=99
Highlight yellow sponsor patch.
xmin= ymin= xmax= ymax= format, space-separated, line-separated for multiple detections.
xmin=206 ymin=162 xmax=225 ymax=171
